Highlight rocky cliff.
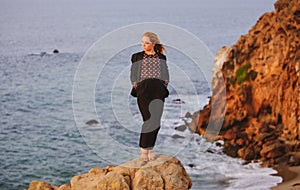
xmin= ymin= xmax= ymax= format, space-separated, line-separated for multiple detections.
xmin=196 ymin=0 xmax=300 ymax=167
xmin=27 ymin=155 xmax=192 ymax=190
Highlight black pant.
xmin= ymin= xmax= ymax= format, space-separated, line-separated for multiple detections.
xmin=136 ymin=79 xmax=167 ymax=149
xmin=138 ymin=97 xmax=164 ymax=149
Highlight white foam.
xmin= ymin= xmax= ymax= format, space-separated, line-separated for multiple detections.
xmin=130 ymin=93 xmax=282 ymax=189
xmin=163 ymin=112 xmax=281 ymax=189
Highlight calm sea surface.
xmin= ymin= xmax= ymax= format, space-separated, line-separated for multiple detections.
xmin=0 ymin=0 xmax=282 ymax=189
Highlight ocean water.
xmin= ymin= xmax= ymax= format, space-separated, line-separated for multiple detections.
xmin=0 ymin=0 xmax=282 ymax=189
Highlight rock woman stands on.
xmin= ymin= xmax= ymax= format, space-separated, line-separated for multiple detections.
xmin=130 ymin=32 xmax=169 ymax=161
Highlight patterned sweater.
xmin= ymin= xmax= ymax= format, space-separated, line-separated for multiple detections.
xmin=130 ymin=51 xmax=169 ymax=85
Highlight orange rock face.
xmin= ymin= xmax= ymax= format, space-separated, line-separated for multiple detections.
xmin=197 ymin=0 xmax=300 ymax=166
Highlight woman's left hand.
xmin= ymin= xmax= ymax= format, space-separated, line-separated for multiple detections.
xmin=133 ymin=82 xmax=137 ymax=89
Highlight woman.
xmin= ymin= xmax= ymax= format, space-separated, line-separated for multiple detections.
xmin=130 ymin=32 xmax=169 ymax=161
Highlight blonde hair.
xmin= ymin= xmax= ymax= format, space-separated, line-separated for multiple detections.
xmin=143 ymin=32 xmax=165 ymax=54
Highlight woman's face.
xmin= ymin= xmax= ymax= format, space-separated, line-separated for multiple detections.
xmin=142 ymin=36 xmax=155 ymax=52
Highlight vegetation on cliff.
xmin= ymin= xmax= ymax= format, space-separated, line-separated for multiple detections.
xmin=196 ymin=0 xmax=300 ymax=167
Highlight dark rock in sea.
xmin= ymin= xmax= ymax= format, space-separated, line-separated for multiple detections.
xmin=185 ymin=112 xmax=192 ymax=118
xmin=172 ymin=98 xmax=185 ymax=104
xmin=175 ymin=125 xmax=187 ymax=132
xmin=40 ymin=52 xmax=47 ymax=56
xmin=215 ymin=141 xmax=223 ymax=147
xmin=85 ymin=119 xmax=99 ymax=125
xmin=188 ymin=164 xmax=195 ymax=168
xmin=53 ymin=49 xmax=59 ymax=54
xmin=172 ymin=134 xmax=185 ymax=139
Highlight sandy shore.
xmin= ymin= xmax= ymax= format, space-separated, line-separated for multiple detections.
xmin=271 ymin=166 xmax=300 ymax=190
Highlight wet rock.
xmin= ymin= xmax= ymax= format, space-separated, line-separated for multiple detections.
xmin=185 ymin=112 xmax=192 ymax=118
xmin=238 ymin=146 xmax=255 ymax=161
xmin=175 ymin=125 xmax=187 ymax=132
xmin=188 ymin=164 xmax=195 ymax=168
xmin=40 ymin=52 xmax=47 ymax=56
xmin=172 ymin=134 xmax=185 ymax=139
xmin=172 ymin=98 xmax=185 ymax=104
xmin=260 ymin=141 xmax=286 ymax=159
xmin=289 ymin=152 xmax=300 ymax=166
xmin=85 ymin=119 xmax=99 ymax=125
xmin=53 ymin=49 xmax=59 ymax=54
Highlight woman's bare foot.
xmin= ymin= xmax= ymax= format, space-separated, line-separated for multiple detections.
xmin=140 ymin=148 xmax=148 ymax=161
xmin=148 ymin=150 xmax=155 ymax=161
